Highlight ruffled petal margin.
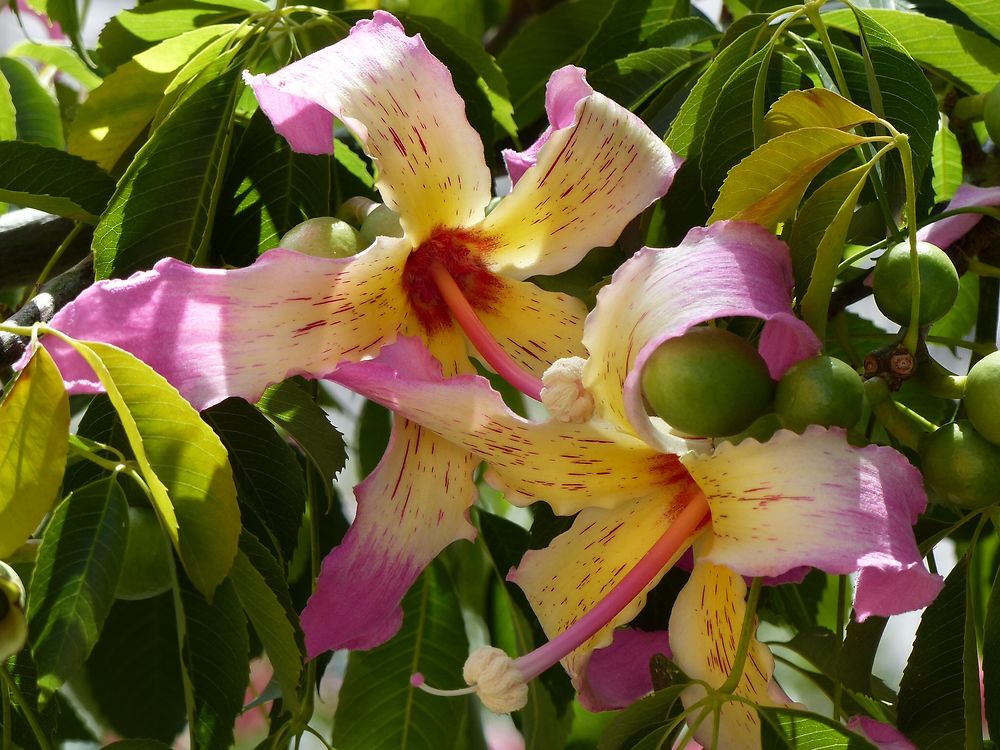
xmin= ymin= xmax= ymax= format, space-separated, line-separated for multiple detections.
xmin=43 ymin=243 xmax=409 ymax=410
xmin=682 ymin=427 xmax=943 ymax=615
xmin=480 ymin=66 xmax=681 ymax=280
xmin=301 ymin=416 xmax=477 ymax=655
xmin=331 ymin=337 xmax=677 ymax=516
xmin=245 ymin=11 xmax=491 ymax=244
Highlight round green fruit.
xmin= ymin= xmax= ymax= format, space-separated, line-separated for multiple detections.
xmin=640 ymin=327 xmax=774 ymax=437
xmin=359 ymin=204 xmax=404 ymax=244
xmin=919 ymin=420 xmax=1000 ymax=509
xmin=872 ymin=241 xmax=959 ymax=327
xmin=0 ymin=561 xmax=26 ymax=660
xmin=775 ymin=355 xmax=864 ymax=432
xmin=965 ymin=351 xmax=1000 ymax=445
xmin=984 ymin=82 xmax=1000 ymax=145
xmin=278 ymin=217 xmax=365 ymax=258
xmin=116 ymin=507 xmax=173 ymax=601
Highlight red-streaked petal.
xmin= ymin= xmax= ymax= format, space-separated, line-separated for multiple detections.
xmin=480 ymin=67 xmax=681 ymax=280
xmin=301 ymin=416 xmax=477 ymax=655
xmin=476 ymin=277 xmax=588 ymax=378
xmin=578 ymin=628 xmax=671 ymax=712
xmin=245 ymin=11 xmax=491 ymax=244
xmin=331 ymin=337 xmax=675 ymax=516
xmin=683 ymin=426 xmax=943 ymax=614
xmin=582 ymin=222 xmax=820 ymax=446
xmin=669 ymin=555 xmax=796 ymax=749
xmin=917 ymin=183 xmax=1000 ymax=250
xmin=510 ymin=486 xmax=702 ymax=686
xmin=43 ymin=243 xmax=410 ymax=410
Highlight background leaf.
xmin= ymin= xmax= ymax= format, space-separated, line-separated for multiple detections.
xmin=27 ymin=477 xmax=129 ymax=695
xmin=758 ymin=707 xmax=878 ymax=748
xmin=0 ymin=56 xmax=62 ymax=148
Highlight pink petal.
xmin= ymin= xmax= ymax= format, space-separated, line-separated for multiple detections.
xmin=480 ymin=67 xmax=681 ymax=280
xmin=918 ymin=184 xmax=1000 ymax=249
xmin=43 ymin=244 xmax=409 ymax=410
xmin=245 ymin=11 xmax=491 ymax=244
xmin=582 ymin=221 xmax=821 ymax=448
xmin=302 ymin=416 xmax=477 ymax=655
xmin=683 ymin=426 xmax=942 ymax=614
xmin=846 ymin=716 xmax=917 ymax=750
xmin=331 ymin=337 xmax=674 ymax=516
xmin=578 ymin=628 xmax=671 ymax=712
xmin=501 ymin=66 xmax=596 ymax=185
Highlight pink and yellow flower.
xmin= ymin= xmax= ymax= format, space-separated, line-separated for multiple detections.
xmin=41 ymin=11 xmax=680 ymax=655
xmin=329 ymin=221 xmax=942 ymax=746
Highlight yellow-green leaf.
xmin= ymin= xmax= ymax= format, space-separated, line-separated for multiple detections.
xmin=0 ymin=346 xmax=69 ymax=557
xmin=764 ymin=88 xmax=885 ymax=139
xmin=50 ymin=336 xmax=239 ymax=598
xmin=931 ymin=113 xmax=962 ymax=204
xmin=710 ymin=127 xmax=874 ymax=228
xmin=67 ymin=25 xmax=238 ymax=171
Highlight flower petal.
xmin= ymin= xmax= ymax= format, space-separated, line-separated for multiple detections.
xmin=331 ymin=337 xmax=677 ymax=515
xmin=479 ymin=67 xmax=681 ymax=280
xmin=846 ymin=716 xmax=917 ymax=750
xmin=501 ymin=66 xmax=595 ymax=186
xmin=578 ymin=628 xmax=671 ymax=712
xmin=245 ymin=11 xmax=491 ymax=244
xmin=917 ymin=184 xmax=1000 ymax=250
xmin=668 ymin=555 xmax=794 ymax=749
xmin=44 ymin=243 xmax=410 ymax=410
xmin=582 ymin=222 xmax=820 ymax=447
xmin=682 ymin=426 xmax=943 ymax=614
xmin=476 ymin=278 xmax=588 ymax=378
xmin=301 ymin=416 xmax=477 ymax=655
xmin=509 ymin=486 xmax=702 ymax=684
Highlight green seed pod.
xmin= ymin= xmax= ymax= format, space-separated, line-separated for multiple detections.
xmin=775 ymin=355 xmax=864 ymax=432
xmin=0 ymin=561 xmax=27 ymax=660
xmin=920 ymin=420 xmax=1000 ymax=509
xmin=872 ymin=241 xmax=959 ymax=327
xmin=964 ymin=351 xmax=1000 ymax=445
xmin=279 ymin=217 xmax=366 ymax=258
xmin=359 ymin=204 xmax=404 ymax=244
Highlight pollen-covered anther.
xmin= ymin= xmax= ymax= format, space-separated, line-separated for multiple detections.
xmin=463 ymin=646 xmax=529 ymax=714
xmin=541 ymin=356 xmax=594 ymax=423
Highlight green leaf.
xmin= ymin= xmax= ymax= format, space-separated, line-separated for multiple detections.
xmin=764 ymin=89 xmax=884 ymax=138
xmin=332 ymin=562 xmax=474 ymax=750
xmin=213 ymin=107 xmax=334 ymax=263
xmin=255 ymin=378 xmax=347 ymax=485
xmin=54 ymin=337 xmax=240 ymax=599
xmin=931 ymin=113 xmax=962 ymax=204
xmin=587 ymin=47 xmax=708 ymax=112
xmin=202 ymin=398 xmax=305 ymax=566
xmin=179 ymin=576 xmax=249 ymax=750
xmin=598 ymin=686 xmax=685 ymax=750
xmin=0 ymin=346 xmax=69 ymax=558
xmin=7 ymin=41 xmax=102 ymax=90
xmin=897 ymin=557 xmax=969 ymax=748
xmin=710 ymin=127 xmax=872 ymax=228
xmin=793 ymin=162 xmax=876 ymax=340
xmin=27 ymin=477 xmax=129 ymax=695
xmin=84 ymin=594 xmax=187 ymax=742
xmin=103 ymin=741 xmax=175 ymax=750
xmin=32 ymin=0 xmax=85 ymax=64
xmin=758 ymin=707 xmax=878 ymax=748
xmin=407 ymin=0 xmax=484 ymax=39
xmin=824 ymin=8 xmax=1000 ymax=94
xmin=229 ymin=532 xmax=303 ymax=716
xmin=0 ymin=140 xmax=115 ymax=222
xmin=67 ymin=25 xmax=239 ymax=172
xmin=578 ymin=0 xmax=690 ymax=70
xmin=0 ymin=56 xmax=62 ymax=148
xmin=356 ymin=398 xmax=392 ymax=480
xmin=666 ymin=21 xmax=763 ymax=158
xmin=498 ymin=0 xmax=612 ymax=129
xmin=0 ymin=71 xmax=14 ymax=141
xmin=944 ymin=0 xmax=1000 ymax=41
xmin=93 ymin=56 xmax=242 ymax=278
xmin=984 ymin=557 xmax=1000 ymax=740
xmin=930 ymin=271 xmax=979 ymax=345
xmin=97 ymin=0 xmax=267 ymax=71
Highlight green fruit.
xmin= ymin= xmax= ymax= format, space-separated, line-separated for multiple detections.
xmin=775 ymin=355 xmax=864 ymax=432
xmin=0 ymin=561 xmax=26 ymax=660
xmin=279 ymin=217 xmax=365 ymax=258
xmin=640 ymin=327 xmax=774 ymax=437
xmin=116 ymin=507 xmax=173 ymax=601
xmin=872 ymin=241 xmax=959 ymax=326
xmin=985 ymin=83 xmax=1000 ymax=145
xmin=965 ymin=351 xmax=1000 ymax=445
xmin=359 ymin=204 xmax=404 ymax=244
xmin=919 ymin=420 xmax=1000 ymax=509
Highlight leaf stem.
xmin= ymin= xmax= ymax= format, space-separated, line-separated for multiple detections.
xmin=719 ymin=577 xmax=762 ymax=695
